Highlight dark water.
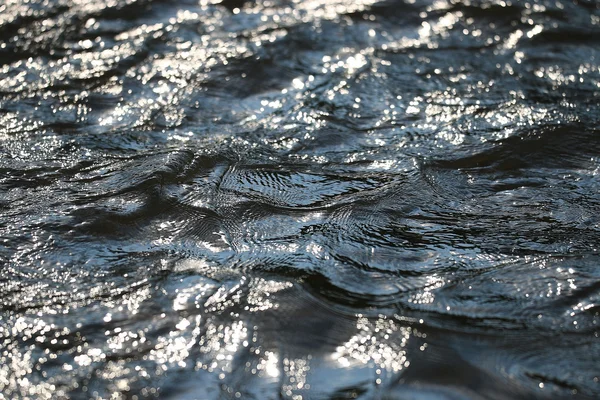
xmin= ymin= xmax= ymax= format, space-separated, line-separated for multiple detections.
xmin=1 ymin=0 xmax=600 ymax=398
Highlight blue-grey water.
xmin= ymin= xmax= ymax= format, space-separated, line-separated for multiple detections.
xmin=1 ymin=0 xmax=599 ymax=399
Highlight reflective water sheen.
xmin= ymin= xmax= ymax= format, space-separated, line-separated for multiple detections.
xmin=1 ymin=0 xmax=599 ymax=398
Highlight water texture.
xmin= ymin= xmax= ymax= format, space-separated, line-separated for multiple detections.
xmin=1 ymin=0 xmax=599 ymax=398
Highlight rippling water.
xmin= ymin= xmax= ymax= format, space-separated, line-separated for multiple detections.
xmin=1 ymin=0 xmax=600 ymax=398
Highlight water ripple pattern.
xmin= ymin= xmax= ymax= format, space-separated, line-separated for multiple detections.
xmin=1 ymin=0 xmax=599 ymax=399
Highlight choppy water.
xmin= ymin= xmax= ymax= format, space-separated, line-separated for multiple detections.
xmin=1 ymin=0 xmax=600 ymax=398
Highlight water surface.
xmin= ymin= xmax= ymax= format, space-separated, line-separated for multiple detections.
xmin=1 ymin=0 xmax=600 ymax=398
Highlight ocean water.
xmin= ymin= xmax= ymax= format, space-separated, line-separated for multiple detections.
xmin=0 ymin=0 xmax=599 ymax=398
